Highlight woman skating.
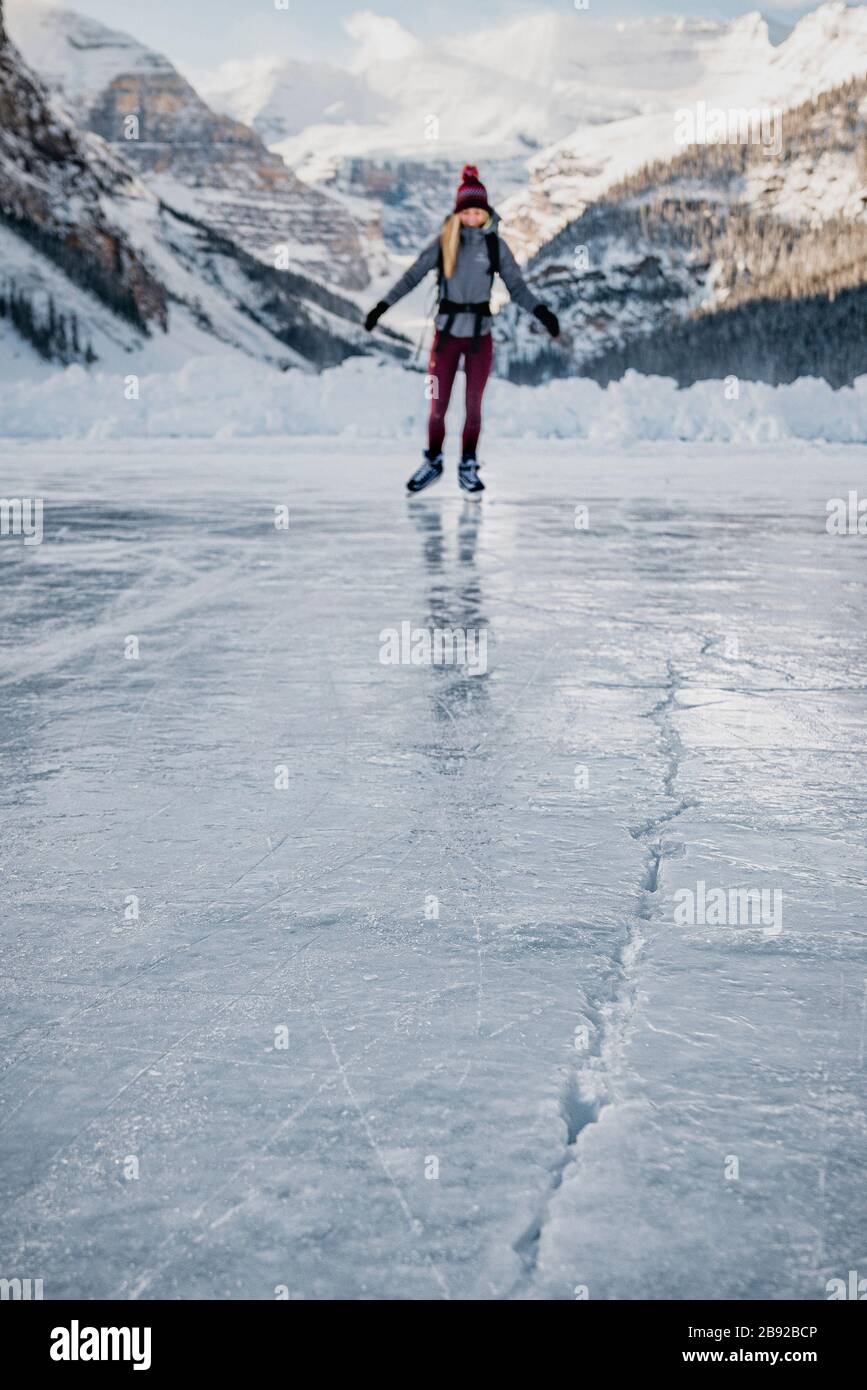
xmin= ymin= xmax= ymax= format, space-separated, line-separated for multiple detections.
xmin=364 ymin=165 xmax=560 ymax=496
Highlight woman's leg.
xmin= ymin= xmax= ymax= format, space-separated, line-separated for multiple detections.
xmin=427 ymin=332 xmax=462 ymax=456
xmin=461 ymin=333 xmax=494 ymax=459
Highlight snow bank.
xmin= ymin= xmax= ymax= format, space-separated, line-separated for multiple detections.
xmin=3 ymin=354 xmax=867 ymax=443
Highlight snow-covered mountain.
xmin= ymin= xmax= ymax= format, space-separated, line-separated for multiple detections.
xmin=496 ymin=72 xmax=867 ymax=388
xmin=502 ymin=4 xmax=867 ymax=259
xmin=195 ymin=10 xmax=794 ymax=178
xmin=0 ymin=0 xmax=402 ymax=379
xmin=196 ymin=11 xmax=590 ymax=176
xmin=6 ymin=0 xmax=379 ymax=292
xmin=0 ymin=0 xmax=167 ymax=371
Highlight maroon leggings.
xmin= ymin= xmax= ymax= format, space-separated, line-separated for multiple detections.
xmin=427 ymin=330 xmax=494 ymax=459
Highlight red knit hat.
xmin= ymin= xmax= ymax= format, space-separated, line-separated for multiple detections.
xmin=454 ymin=164 xmax=490 ymax=213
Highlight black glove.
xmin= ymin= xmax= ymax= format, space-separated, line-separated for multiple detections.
xmin=533 ymin=304 xmax=560 ymax=338
xmin=364 ymin=301 xmax=388 ymax=332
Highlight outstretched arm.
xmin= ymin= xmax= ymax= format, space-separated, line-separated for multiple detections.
xmin=498 ymin=237 xmax=560 ymax=337
xmin=497 ymin=238 xmax=539 ymax=315
xmin=365 ymin=238 xmax=440 ymax=331
xmin=382 ymin=239 xmax=440 ymax=309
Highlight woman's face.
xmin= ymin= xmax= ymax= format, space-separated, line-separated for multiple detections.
xmin=459 ymin=208 xmax=488 ymax=227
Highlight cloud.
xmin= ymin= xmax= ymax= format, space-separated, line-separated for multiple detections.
xmin=343 ymin=10 xmax=420 ymax=70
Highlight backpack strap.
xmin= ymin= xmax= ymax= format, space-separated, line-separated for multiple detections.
xmin=485 ymin=231 xmax=500 ymax=279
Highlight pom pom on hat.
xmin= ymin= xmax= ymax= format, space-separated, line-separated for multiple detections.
xmin=455 ymin=163 xmax=490 ymax=213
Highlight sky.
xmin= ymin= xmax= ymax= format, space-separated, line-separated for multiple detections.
xmin=37 ymin=0 xmax=822 ymax=68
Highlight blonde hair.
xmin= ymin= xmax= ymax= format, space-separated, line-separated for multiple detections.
xmin=439 ymin=210 xmax=493 ymax=282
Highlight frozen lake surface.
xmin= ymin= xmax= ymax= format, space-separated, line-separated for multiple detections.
xmin=1 ymin=437 xmax=865 ymax=1300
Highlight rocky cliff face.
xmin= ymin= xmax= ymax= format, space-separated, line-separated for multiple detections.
xmin=7 ymin=2 xmax=374 ymax=292
xmin=497 ymin=6 xmax=867 ymax=263
xmin=0 ymin=0 xmax=167 ymax=344
xmin=497 ymin=75 xmax=867 ymax=389
xmin=0 ymin=0 xmax=401 ymax=372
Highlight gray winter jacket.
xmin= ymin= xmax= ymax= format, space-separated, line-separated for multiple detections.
xmin=382 ymin=209 xmax=539 ymax=339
